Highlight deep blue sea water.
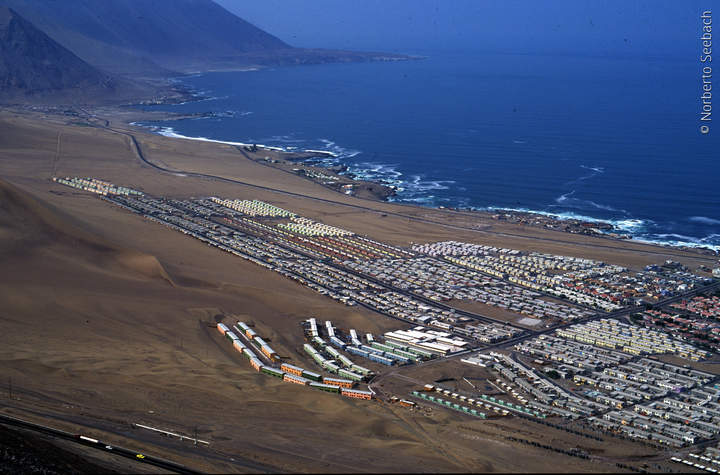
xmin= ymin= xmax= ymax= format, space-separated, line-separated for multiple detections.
xmin=136 ymin=52 xmax=720 ymax=251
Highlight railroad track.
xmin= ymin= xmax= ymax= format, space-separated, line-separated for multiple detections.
xmin=0 ymin=413 xmax=200 ymax=474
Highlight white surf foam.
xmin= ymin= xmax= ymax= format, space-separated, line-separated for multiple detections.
xmin=155 ymin=127 xmax=254 ymax=147
xmin=319 ymin=139 xmax=361 ymax=159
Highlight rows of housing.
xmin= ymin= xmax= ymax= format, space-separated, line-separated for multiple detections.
xmin=55 ymin=176 xmax=717 ymax=351
xmin=60 ymin=177 xmax=561 ymax=346
xmin=460 ymin=312 xmax=720 ymax=448
xmin=215 ymin=313 xmax=476 ymax=403
xmin=57 ymin=178 xmax=717 ymax=434
xmin=58 ymin=177 xmax=715 ymax=339
xmin=414 ymin=241 xmax=713 ymax=312
xmin=215 ymin=319 xmax=373 ymax=399
xmin=638 ymin=294 xmax=720 ymax=352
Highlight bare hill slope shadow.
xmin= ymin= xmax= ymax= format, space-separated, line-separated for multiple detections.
xmin=0 ymin=177 xmax=174 ymax=285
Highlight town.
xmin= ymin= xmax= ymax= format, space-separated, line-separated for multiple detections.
xmin=55 ymin=175 xmax=720 ymax=471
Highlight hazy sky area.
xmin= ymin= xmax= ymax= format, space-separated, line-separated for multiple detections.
xmin=217 ymin=0 xmax=709 ymax=60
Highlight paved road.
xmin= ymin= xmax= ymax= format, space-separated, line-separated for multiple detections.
xmin=442 ymin=254 xmax=605 ymax=314
xmin=323 ymin=258 xmax=529 ymax=330
xmin=212 ymin=210 xmax=525 ymax=331
xmin=97 ymin=122 xmax=719 ymax=263
xmin=370 ymin=280 xmax=720 ymax=387
xmin=525 ymin=279 xmax=720 ymax=341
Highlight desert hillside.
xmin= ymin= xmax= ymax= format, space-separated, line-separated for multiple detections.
xmin=0 ymin=8 xmax=111 ymax=94
xmin=0 ymin=0 xmax=411 ymax=76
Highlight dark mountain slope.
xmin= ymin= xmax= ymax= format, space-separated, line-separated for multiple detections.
xmin=0 ymin=0 xmax=291 ymax=73
xmin=0 ymin=0 xmax=412 ymax=75
xmin=0 ymin=7 xmax=163 ymax=103
xmin=0 ymin=7 xmax=111 ymax=95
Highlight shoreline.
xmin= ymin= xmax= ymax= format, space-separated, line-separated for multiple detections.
xmin=126 ymin=118 xmax=720 ymax=256
xmin=129 ymin=121 xmax=397 ymax=202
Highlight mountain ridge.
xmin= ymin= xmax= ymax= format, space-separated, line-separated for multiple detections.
xmin=0 ymin=7 xmax=114 ymax=96
xmin=0 ymin=1 xmax=416 ymax=102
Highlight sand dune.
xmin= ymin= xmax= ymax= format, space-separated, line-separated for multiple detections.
xmin=0 ymin=177 xmax=174 ymax=285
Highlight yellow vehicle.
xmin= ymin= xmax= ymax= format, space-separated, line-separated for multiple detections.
xmin=136 ymin=454 xmax=145 ymax=459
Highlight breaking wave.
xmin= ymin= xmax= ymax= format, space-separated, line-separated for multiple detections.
xmin=486 ymin=206 xmax=720 ymax=251
xmin=689 ymin=216 xmax=720 ymax=225
xmin=552 ymin=190 xmax=626 ymax=213
xmin=565 ymin=164 xmax=605 ymax=186
xmin=633 ymin=233 xmax=720 ymax=251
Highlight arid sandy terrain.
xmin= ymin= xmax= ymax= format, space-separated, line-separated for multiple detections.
xmin=0 ymin=109 xmax=715 ymax=473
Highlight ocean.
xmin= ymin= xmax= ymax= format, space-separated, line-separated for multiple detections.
xmin=136 ymin=51 xmax=720 ymax=251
